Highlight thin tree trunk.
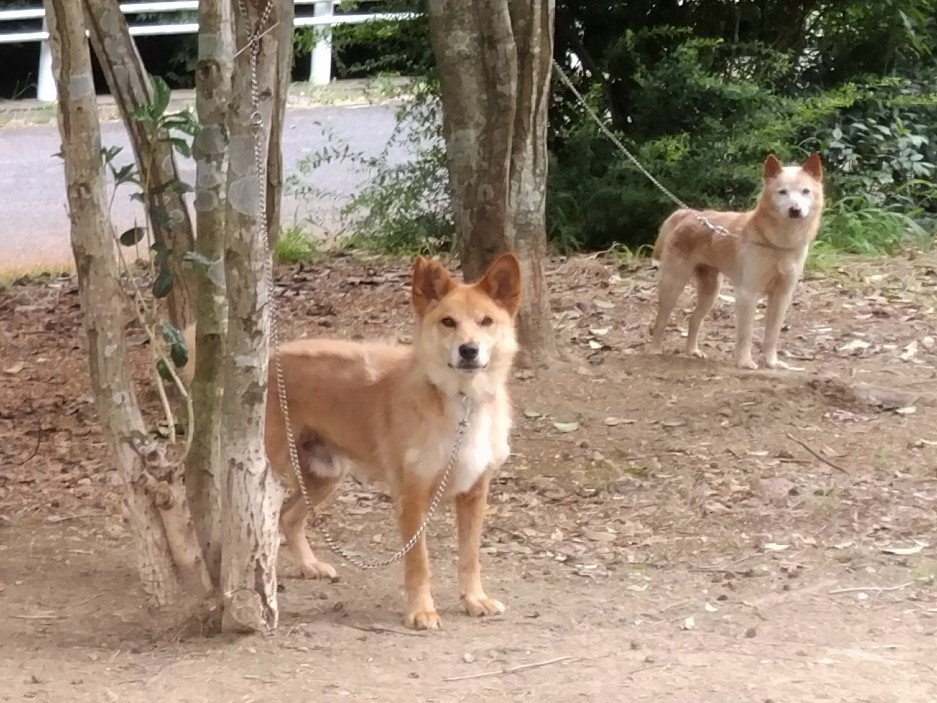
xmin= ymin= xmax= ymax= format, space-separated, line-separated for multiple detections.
xmin=265 ymin=0 xmax=294 ymax=258
xmin=44 ymin=0 xmax=212 ymax=612
xmin=427 ymin=0 xmax=557 ymax=366
xmin=83 ymin=0 xmax=197 ymax=332
xmin=187 ymin=0 xmax=234 ymax=584
xmin=506 ymin=0 xmax=557 ymax=363
xmin=219 ymin=0 xmax=286 ymax=634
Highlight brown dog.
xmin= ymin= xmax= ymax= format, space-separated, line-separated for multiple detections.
xmin=181 ymin=254 xmax=522 ymax=629
xmin=649 ymin=154 xmax=825 ymax=369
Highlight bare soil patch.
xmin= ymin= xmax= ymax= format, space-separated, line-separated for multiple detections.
xmin=1 ymin=253 xmax=936 ymax=702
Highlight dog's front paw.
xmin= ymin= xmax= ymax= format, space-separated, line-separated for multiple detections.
xmin=462 ymin=593 xmax=506 ymax=618
xmin=405 ymin=609 xmax=442 ymax=631
xmin=299 ymin=559 xmax=338 ymax=582
xmin=736 ymin=357 xmax=758 ymax=370
xmin=688 ymin=347 xmax=707 ymax=359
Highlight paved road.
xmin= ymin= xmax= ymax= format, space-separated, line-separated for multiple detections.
xmin=0 ymin=103 xmax=408 ymax=269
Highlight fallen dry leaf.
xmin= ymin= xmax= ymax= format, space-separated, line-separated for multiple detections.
xmin=603 ymin=416 xmax=636 ymax=427
xmin=582 ymin=528 xmax=616 ymax=543
xmin=552 ymin=421 xmax=580 ymax=433
xmin=879 ymin=542 xmax=927 ymax=556
xmin=764 ymin=543 xmax=791 ymax=552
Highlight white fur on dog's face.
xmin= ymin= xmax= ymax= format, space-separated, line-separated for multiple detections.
xmin=762 ymin=153 xmax=824 ymax=222
xmin=767 ymin=167 xmax=820 ymax=220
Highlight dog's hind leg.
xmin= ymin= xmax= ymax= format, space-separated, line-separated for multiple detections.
xmin=649 ymin=263 xmax=692 ymax=355
xmin=686 ymin=265 xmax=722 ymax=358
xmin=279 ymin=442 xmax=344 ymax=581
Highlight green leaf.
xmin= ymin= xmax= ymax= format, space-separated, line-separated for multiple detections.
xmin=151 ymin=76 xmax=171 ymax=119
xmin=152 ymin=268 xmax=174 ymax=299
xmin=151 ymin=241 xmax=171 ymax=270
xmin=111 ymin=164 xmax=138 ymax=186
xmin=119 ymin=226 xmax=146 ymax=247
xmin=129 ymin=105 xmax=153 ymax=122
xmin=166 ymin=137 xmax=191 ymax=158
xmin=156 ymin=358 xmax=173 ymax=381
xmin=151 ymin=207 xmax=173 ymax=230
xmin=160 ymin=321 xmax=188 ymax=368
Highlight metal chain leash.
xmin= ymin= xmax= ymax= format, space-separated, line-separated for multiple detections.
xmin=551 ymin=59 xmax=734 ymax=239
xmin=234 ymin=0 xmax=469 ymax=570
xmin=317 ymin=395 xmax=472 ymax=570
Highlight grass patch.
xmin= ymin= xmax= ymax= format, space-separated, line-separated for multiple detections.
xmin=0 ymin=263 xmax=75 ymax=286
xmin=275 ymin=226 xmax=318 ymax=264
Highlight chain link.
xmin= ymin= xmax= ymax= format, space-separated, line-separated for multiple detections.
xmin=233 ymin=0 xmax=467 ymax=570
xmin=317 ymin=396 xmax=472 ymax=569
xmin=551 ymin=59 xmax=734 ymax=239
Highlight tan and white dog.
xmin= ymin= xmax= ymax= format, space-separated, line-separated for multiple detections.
xmin=182 ymin=253 xmax=521 ymax=630
xmin=648 ymin=153 xmax=825 ymax=369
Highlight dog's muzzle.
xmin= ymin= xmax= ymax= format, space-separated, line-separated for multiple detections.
xmin=452 ymin=342 xmax=485 ymax=371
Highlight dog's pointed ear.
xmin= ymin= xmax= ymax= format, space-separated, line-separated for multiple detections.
xmin=802 ymin=152 xmax=823 ymax=180
xmin=763 ymin=154 xmax=783 ymax=181
xmin=412 ymin=256 xmax=455 ymax=317
xmin=476 ymin=252 xmax=522 ymax=317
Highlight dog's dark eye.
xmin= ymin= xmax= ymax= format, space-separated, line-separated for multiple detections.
xmin=441 ymin=316 xmax=457 ymax=328
xmin=480 ymin=316 xmax=493 ymax=327
xmin=778 ymin=189 xmax=788 ymax=196
xmin=801 ymin=188 xmax=810 ymax=195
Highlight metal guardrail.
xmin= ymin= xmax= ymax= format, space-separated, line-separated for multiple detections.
xmin=0 ymin=0 xmax=413 ymax=102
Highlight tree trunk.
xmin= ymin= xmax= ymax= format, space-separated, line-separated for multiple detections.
xmin=219 ymin=0 xmax=287 ymax=634
xmin=505 ymin=1 xmax=557 ymax=363
xmin=427 ymin=0 xmax=558 ymax=366
xmin=265 ymin=0 xmax=295 ymax=258
xmin=44 ymin=0 xmax=212 ymax=613
xmin=187 ymin=0 xmax=234 ymax=584
xmin=83 ymin=0 xmax=197 ymax=332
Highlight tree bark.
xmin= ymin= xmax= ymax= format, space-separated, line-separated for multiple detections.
xmin=265 ymin=0 xmax=294 ymax=258
xmin=44 ymin=0 xmax=212 ymax=612
xmin=505 ymin=1 xmax=557 ymax=363
xmin=83 ymin=0 xmax=197 ymax=332
xmin=187 ymin=0 xmax=234 ymax=584
xmin=219 ymin=0 xmax=286 ymax=634
xmin=427 ymin=0 xmax=558 ymax=366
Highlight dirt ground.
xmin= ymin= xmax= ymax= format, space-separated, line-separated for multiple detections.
xmin=1 ymin=251 xmax=936 ymax=702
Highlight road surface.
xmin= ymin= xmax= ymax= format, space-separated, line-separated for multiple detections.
xmin=0 ymin=103 xmax=407 ymax=269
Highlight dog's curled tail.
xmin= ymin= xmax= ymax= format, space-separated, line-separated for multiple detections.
xmin=652 ymin=209 xmax=689 ymax=260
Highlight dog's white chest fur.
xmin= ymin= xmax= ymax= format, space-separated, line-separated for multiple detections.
xmin=404 ymin=398 xmax=510 ymax=496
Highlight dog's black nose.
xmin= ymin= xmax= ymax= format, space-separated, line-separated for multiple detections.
xmin=788 ymin=206 xmax=803 ymax=218
xmin=459 ymin=343 xmax=479 ymax=362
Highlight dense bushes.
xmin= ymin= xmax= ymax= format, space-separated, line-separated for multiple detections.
xmin=281 ymin=0 xmax=937 ymax=257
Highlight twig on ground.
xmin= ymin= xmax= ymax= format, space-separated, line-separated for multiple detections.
xmin=829 ymin=582 xmax=913 ymax=595
xmin=13 ymin=613 xmax=66 ymax=620
xmin=786 ymin=433 xmax=849 ymax=474
xmin=343 ymin=623 xmax=427 ymax=638
xmin=444 ymin=656 xmax=573 ymax=682
xmin=45 ymin=513 xmax=106 ymax=523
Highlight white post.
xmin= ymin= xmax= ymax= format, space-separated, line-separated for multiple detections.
xmin=309 ymin=0 xmax=332 ymax=86
xmin=36 ymin=17 xmax=56 ymax=102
